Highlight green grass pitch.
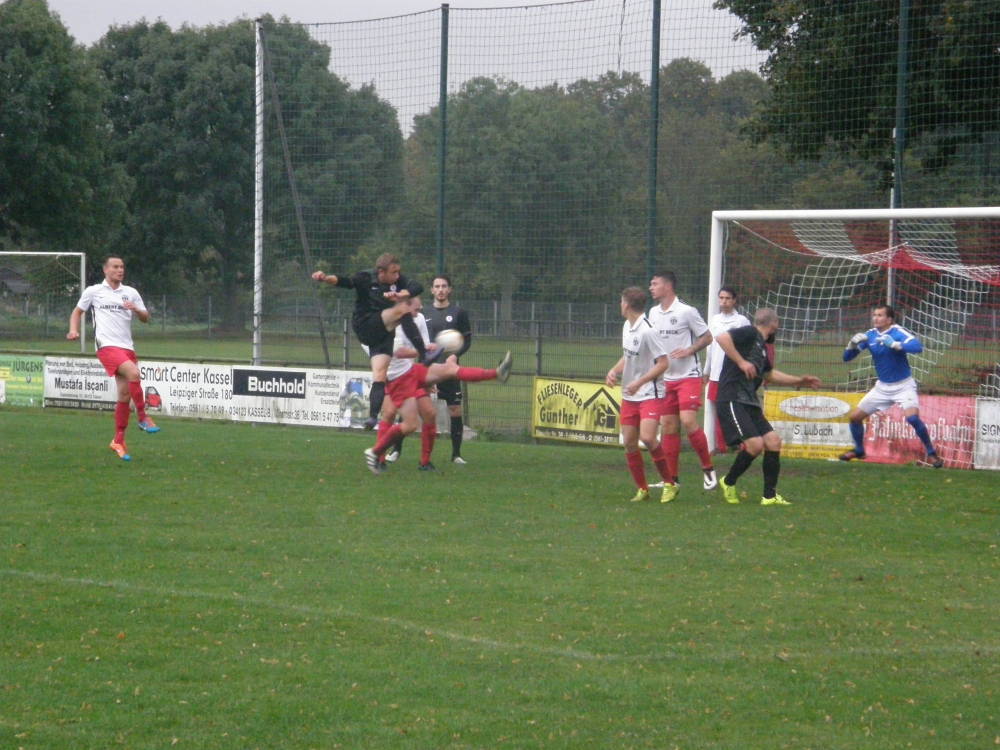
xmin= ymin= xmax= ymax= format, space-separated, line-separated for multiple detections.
xmin=1 ymin=407 xmax=998 ymax=749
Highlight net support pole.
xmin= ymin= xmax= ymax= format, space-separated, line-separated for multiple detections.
xmin=645 ymin=0 xmax=661 ymax=284
xmin=79 ymin=252 xmax=86 ymax=353
xmin=253 ymin=19 xmax=264 ymax=367
xmin=888 ymin=0 xmax=910 ymax=308
xmin=436 ymin=4 xmax=449 ymax=276
xmin=704 ymin=215 xmax=724 ymax=452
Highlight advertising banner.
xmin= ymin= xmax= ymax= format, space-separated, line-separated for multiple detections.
xmin=0 ymin=354 xmax=45 ymax=407
xmin=532 ymin=377 xmax=621 ymax=445
xmin=974 ymin=398 xmax=1000 ymax=470
xmin=863 ymin=396 xmax=975 ymax=469
xmin=43 ymin=356 xmax=117 ymax=410
xmin=44 ymin=356 xmax=375 ymax=428
xmin=762 ymin=390 xmax=864 ymax=459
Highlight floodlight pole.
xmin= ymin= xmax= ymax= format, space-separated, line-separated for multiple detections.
xmin=253 ymin=19 xmax=264 ymax=367
xmin=888 ymin=0 xmax=911 ymax=308
xmin=645 ymin=0 xmax=661 ymax=285
xmin=704 ymin=216 xmax=724 ymax=452
xmin=79 ymin=252 xmax=86 ymax=353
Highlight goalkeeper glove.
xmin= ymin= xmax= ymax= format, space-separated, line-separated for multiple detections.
xmin=876 ymin=334 xmax=901 ymax=350
xmin=847 ymin=332 xmax=867 ymax=350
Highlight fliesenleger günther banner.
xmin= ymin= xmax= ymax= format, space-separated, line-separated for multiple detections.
xmin=43 ymin=358 xmax=373 ymax=428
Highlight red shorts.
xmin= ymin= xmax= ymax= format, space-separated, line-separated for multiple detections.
xmin=706 ymin=380 xmax=719 ymax=401
xmin=620 ymin=398 xmax=662 ymax=427
xmin=96 ymin=346 xmax=137 ymax=377
xmin=385 ymin=364 xmax=429 ymax=408
xmin=660 ymin=377 xmax=702 ymax=415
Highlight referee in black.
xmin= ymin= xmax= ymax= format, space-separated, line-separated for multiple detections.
xmin=424 ymin=274 xmax=473 ymax=464
xmin=313 ymin=253 xmax=436 ymax=428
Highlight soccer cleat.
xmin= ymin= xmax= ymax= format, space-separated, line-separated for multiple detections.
xmin=363 ymin=417 xmax=379 ymax=431
xmin=452 ymin=456 xmax=467 ymax=465
xmin=838 ymin=449 xmax=865 ymax=461
xmin=660 ymin=483 xmax=678 ymax=503
xmin=928 ymin=452 xmax=944 ymax=469
xmin=109 ymin=441 xmax=131 ymax=462
xmin=761 ymin=494 xmax=792 ymax=506
xmin=363 ymin=448 xmax=381 ymax=475
xmin=496 ymin=351 xmax=513 ymax=384
xmin=421 ymin=347 xmax=445 ymax=366
xmin=418 ymin=461 xmax=437 ymax=471
xmin=384 ymin=447 xmax=400 ymax=463
xmin=137 ymin=417 xmax=160 ymax=433
xmin=702 ymin=468 xmax=718 ymax=491
xmin=629 ymin=488 xmax=651 ymax=503
xmin=719 ymin=475 xmax=739 ymax=504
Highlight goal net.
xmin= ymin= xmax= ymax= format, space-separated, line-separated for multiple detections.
xmin=707 ymin=208 xmax=1000 ymax=466
xmin=0 ymin=252 xmax=86 ymax=352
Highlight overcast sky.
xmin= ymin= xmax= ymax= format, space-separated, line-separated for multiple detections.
xmin=48 ymin=0 xmax=552 ymax=46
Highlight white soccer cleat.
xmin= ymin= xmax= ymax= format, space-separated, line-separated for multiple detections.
xmin=702 ymin=468 xmax=718 ymax=491
xmin=363 ymin=448 xmax=381 ymax=475
xmin=496 ymin=351 xmax=513 ymax=383
xmin=385 ymin=448 xmax=400 ymax=463
xmin=452 ymin=456 xmax=467 ymax=465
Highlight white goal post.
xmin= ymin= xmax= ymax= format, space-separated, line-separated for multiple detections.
xmin=704 ymin=207 xmax=1000 ymax=452
xmin=0 ymin=252 xmax=87 ymax=353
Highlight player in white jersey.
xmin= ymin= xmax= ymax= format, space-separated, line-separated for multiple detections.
xmin=66 ymin=256 xmax=160 ymax=461
xmin=363 ymin=296 xmax=514 ymax=475
xmin=647 ymin=271 xmax=716 ymax=492
xmin=703 ymin=285 xmax=751 ymax=455
xmin=605 ymin=287 xmax=678 ymax=503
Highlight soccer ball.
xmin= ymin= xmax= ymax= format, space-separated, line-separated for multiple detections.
xmin=434 ymin=329 xmax=464 ymax=354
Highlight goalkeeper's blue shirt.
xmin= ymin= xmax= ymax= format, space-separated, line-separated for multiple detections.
xmin=842 ymin=325 xmax=922 ymax=384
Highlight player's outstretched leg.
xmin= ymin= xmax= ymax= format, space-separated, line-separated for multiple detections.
xmin=840 ymin=419 xmax=866 ymax=461
xmin=905 ymin=414 xmax=944 ymax=468
xmin=719 ymin=447 xmax=757 ymax=504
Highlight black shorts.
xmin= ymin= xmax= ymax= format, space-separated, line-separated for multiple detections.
xmin=353 ymin=312 xmax=394 ymax=357
xmin=436 ymin=378 xmax=462 ymax=407
xmin=716 ymin=400 xmax=773 ymax=447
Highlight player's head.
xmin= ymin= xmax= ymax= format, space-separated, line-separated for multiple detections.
xmin=872 ymin=304 xmax=896 ymax=330
xmin=375 ymin=253 xmax=401 ymax=285
xmin=408 ymin=295 xmax=423 ymax=316
xmin=753 ymin=307 xmax=779 ymax=341
xmin=102 ymin=256 xmax=125 ymax=284
xmin=432 ymin=275 xmax=452 ymax=303
xmin=649 ymin=271 xmax=677 ymax=302
xmin=718 ymin=285 xmax=738 ymax=314
xmin=620 ymin=286 xmax=646 ymax=317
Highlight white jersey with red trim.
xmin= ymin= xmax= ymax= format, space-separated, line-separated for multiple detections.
xmin=620 ymin=316 xmax=670 ymax=402
xmin=76 ymin=280 xmax=147 ymax=352
xmin=705 ymin=310 xmax=751 ymax=382
xmin=388 ymin=313 xmax=430 ymax=382
xmin=647 ymin=299 xmax=710 ymax=381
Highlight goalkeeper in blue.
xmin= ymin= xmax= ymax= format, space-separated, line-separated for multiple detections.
xmin=840 ymin=304 xmax=944 ymax=468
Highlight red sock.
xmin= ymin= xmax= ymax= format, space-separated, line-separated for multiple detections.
xmin=455 ymin=367 xmax=495 ymax=383
xmin=420 ymin=422 xmax=436 ymax=465
xmin=625 ymin=450 xmax=647 ymax=489
xmin=128 ymin=381 xmax=146 ymax=421
xmin=114 ymin=401 xmax=130 ymax=443
xmin=714 ymin=418 xmax=727 ymax=454
xmin=373 ymin=423 xmax=404 ymax=456
xmin=687 ymin=427 xmax=712 ymax=470
xmin=662 ymin=432 xmax=681 ymax=479
xmin=648 ymin=443 xmax=673 ymax=484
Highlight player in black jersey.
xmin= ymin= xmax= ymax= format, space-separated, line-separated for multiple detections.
xmin=313 ymin=253 xmax=438 ymax=428
xmin=713 ymin=308 xmax=820 ymax=506
xmin=423 ymin=275 xmax=474 ymax=464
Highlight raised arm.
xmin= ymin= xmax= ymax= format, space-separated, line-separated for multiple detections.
xmin=765 ymin=369 xmax=821 ymax=389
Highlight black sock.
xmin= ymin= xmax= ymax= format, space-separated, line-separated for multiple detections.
xmin=724 ymin=449 xmax=756 ymax=486
xmin=369 ymin=381 xmax=386 ymax=420
xmin=399 ymin=315 xmax=427 ymax=359
xmin=450 ymin=415 xmax=463 ymax=458
xmin=393 ymin=435 xmax=404 ymax=458
xmin=762 ymin=450 xmax=780 ymax=499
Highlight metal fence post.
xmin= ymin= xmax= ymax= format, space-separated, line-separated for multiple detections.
xmin=343 ymin=317 xmax=350 ymax=369
xmin=208 ymin=295 xmax=213 ymax=339
xmin=493 ymin=301 xmax=498 ymax=337
xmin=44 ymin=293 xmax=50 ymax=337
xmin=535 ymin=321 xmax=542 ymax=376
xmin=162 ymin=294 xmax=166 ymax=336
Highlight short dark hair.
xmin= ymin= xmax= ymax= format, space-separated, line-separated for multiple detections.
xmin=719 ymin=285 xmax=738 ymax=300
xmin=652 ymin=271 xmax=677 ymax=289
xmin=874 ymin=304 xmax=897 ymax=321
xmin=432 ymin=274 xmax=452 ymax=287
xmin=754 ymin=308 xmax=778 ymax=327
xmin=375 ymin=253 xmax=400 ymax=271
xmin=102 ymin=255 xmax=123 ymax=268
xmin=621 ymin=286 xmax=646 ymax=312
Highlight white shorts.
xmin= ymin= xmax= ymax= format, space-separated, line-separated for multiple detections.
xmin=858 ymin=377 xmax=919 ymax=415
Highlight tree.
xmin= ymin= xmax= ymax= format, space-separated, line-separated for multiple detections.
xmin=0 ymin=0 xmax=128 ymax=252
